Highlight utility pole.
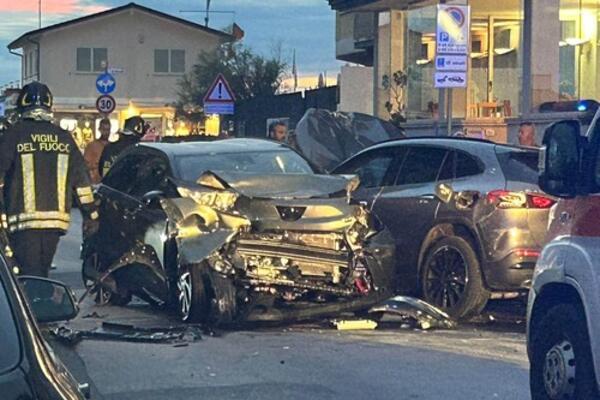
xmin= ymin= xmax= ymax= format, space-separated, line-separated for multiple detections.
xmin=38 ymin=0 xmax=42 ymax=28
xmin=205 ymin=0 xmax=211 ymax=26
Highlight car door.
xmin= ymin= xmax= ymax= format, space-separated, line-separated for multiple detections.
xmin=434 ymin=149 xmax=486 ymax=220
xmin=333 ymin=146 xmax=404 ymax=204
xmin=127 ymin=153 xmax=175 ymax=270
xmin=97 ymin=151 xmax=147 ymax=262
xmin=371 ymin=145 xmax=450 ymax=290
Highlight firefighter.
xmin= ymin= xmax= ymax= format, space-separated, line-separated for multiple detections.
xmin=0 ymin=82 xmax=98 ymax=277
xmin=99 ymin=116 xmax=146 ymax=177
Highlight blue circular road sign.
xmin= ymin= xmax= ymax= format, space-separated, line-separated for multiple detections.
xmin=96 ymin=72 xmax=116 ymax=94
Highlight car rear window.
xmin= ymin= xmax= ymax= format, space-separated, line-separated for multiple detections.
xmin=0 ymin=276 xmax=20 ymax=374
xmin=495 ymin=147 xmax=540 ymax=184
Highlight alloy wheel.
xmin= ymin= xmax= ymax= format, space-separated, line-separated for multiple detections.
xmin=424 ymin=246 xmax=468 ymax=309
xmin=543 ymin=339 xmax=576 ymax=399
xmin=177 ymin=271 xmax=193 ymax=319
xmin=95 ymin=286 xmax=112 ymax=306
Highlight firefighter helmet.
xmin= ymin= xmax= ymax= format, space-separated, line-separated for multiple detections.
xmin=123 ymin=116 xmax=146 ymax=137
xmin=16 ymin=82 xmax=53 ymax=114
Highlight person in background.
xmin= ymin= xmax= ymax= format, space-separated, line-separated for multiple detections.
xmin=99 ymin=116 xmax=146 ymax=177
xmin=518 ymin=122 xmax=538 ymax=147
xmin=0 ymin=82 xmax=98 ymax=277
xmin=269 ymin=120 xmax=287 ymax=142
xmin=84 ymin=117 xmax=111 ymax=184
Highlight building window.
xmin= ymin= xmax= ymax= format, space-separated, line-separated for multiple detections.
xmin=76 ymin=47 xmax=107 ymax=72
xmin=470 ymin=0 xmax=523 ymax=117
xmin=171 ymin=50 xmax=185 ymax=73
xmin=154 ymin=49 xmax=169 ymax=73
xmin=154 ymin=49 xmax=185 ymax=74
xmin=559 ymin=0 xmax=598 ymax=102
xmin=93 ymin=48 xmax=107 ymax=71
xmin=405 ymin=5 xmax=437 ymax=119
xmin=23 ymin=53 xmax=28 ymax=78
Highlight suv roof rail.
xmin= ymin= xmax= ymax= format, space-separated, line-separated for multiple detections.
xmin=374 ymin=135 xmax=497 ymax=147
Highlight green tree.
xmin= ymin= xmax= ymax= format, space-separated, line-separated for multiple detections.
xmin=178 ymin=43 xmax=287 ymax=118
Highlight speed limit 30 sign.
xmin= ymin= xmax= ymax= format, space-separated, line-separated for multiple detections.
xmin=96 ymin=94 xmax=116 ymax=114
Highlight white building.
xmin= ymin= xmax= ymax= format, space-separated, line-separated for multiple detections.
xmin=7 ymin=2 xmax=235 ymax=137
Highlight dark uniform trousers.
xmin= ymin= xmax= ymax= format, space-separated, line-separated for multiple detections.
xmin=11 ymin=230 xmax=61 ymax=277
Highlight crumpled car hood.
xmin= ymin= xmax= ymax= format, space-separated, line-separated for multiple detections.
xmin=195 ymin=170 xmax=353 ymax=199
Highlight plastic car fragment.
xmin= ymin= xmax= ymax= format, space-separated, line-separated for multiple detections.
xmin=50 ymin=322 xmax=203 ymax=344
xmin=368 ymin=296 xmax=457 ymax=330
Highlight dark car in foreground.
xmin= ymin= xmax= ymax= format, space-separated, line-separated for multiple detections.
xmin=0 ymin=253 xmax=89 ymax=399
xmin=83 ymin=139 xmax=395 ymax=324
xmin=333 ymin=137 xmax=552 ymax=319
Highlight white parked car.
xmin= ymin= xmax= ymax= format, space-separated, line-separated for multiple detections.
xmin=527 ymin=113 xmax=600 ymax=399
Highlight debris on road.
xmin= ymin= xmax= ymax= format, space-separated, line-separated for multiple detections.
xmin=333 ymin=319 xmax=378 ymax=330
xmin=81 ymin=311 xmax=106 ymax=319
xmin=50 ymin=321 xmax=203 ymax=345
xmin=368 ymin=296 xmax=457 ymax=330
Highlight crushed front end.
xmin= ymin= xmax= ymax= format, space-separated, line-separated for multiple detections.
xmin=167 ymin=172 xmax=396 ymax=324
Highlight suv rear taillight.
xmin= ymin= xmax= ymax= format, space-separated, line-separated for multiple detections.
xmin=486 ymin=190 xmax=556 ymax=209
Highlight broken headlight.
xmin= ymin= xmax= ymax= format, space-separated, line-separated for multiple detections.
xmin=178 ymin=187 xmax=239 ymax=212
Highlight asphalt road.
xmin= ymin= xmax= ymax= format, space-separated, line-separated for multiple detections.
xmin=49 ymin=212 xmax=531 ymax=400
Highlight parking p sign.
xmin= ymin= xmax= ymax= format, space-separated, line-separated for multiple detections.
xmin=436 ymin=5 xmax=470 ymax=55
xmin=435 ymin=4 xmax=470 ymax=89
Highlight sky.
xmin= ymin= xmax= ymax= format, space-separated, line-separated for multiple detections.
xmin=0 ymin=0 xmax=342 ymax=86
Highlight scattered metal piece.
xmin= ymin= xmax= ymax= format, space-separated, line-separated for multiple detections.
xmin=81 ymin=311 xmax=106 ymax=319
xmin=368 ymin=295 xmax=457 ymax=330
xmin=332 ymin=319 xmax=378 ymax=330
xmin=50 ymin=321 xmax=203 ymax=345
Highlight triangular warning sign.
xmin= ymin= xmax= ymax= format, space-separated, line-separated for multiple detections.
xmin=203 ymin=73 xmax=236 ymax=103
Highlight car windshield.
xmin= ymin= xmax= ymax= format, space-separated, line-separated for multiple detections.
xmin=175 ymin=150 xmax=314 ymax=182
xmin=0 ymin=272 xmax=20 ymax=374
xmin=495 ymin=147 xmax=540 ymax=184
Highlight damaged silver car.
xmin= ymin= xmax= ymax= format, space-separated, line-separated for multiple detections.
xmin=82 ymin=139 xmax=395 ymax=324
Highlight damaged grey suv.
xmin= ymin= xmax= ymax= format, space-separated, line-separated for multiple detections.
xmin=82 ymin=139 xmax=395 ymax=324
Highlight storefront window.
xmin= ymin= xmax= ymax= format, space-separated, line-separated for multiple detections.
xmin=405 ymin=4 xmax=437 ymax=119
xmin=470 ymin=0 xmax=523 ymax=118
xmin=559 ymin=0 xmax=599 ymax=101
xmin=403 ymin=1 xmax=523 ymax=120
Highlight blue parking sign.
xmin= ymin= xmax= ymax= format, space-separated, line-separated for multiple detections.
xmin=96 ymin=72 xmax=116 ymax=94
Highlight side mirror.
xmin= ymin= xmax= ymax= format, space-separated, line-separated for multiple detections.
xmin=539 ymin=120 xmax=583 ymax=197
xmin=19 ymin=276 xmax=78 ymax=323
xmin=435 ymin=183 xmax=454 ymax=204
xmin=141 ymin=190 xmax=164 ymax=206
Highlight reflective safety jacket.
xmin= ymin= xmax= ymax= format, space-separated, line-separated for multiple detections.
xmin=0 ymin=119 xmax=98 ymax=234
xmin=99 ymin=133 xmax=140 ymax=177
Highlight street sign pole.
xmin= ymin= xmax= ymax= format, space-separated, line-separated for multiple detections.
xmin=447 ymin=88 xmax=453 ymax=136
xmin=435 ymin=3 xmax=470 ymax=136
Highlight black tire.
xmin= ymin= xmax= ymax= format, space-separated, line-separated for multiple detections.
xmin=530 ymin=303 xmax=599 ymax=400
xmin=93 ymin=286 xmax=132 ymax=306
xmin=83 ymin=260 xmax=132 ymax=307
xmin=205 ymin=269 xmax=238 ymax=326
xmin=420 ymin=236 xmax=489 ymax=320
xmin=175 ymin=263 xmax=209 ymax=323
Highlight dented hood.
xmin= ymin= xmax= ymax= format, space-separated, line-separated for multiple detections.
xmin=195 ymin=170 xmax=354 ymax=199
